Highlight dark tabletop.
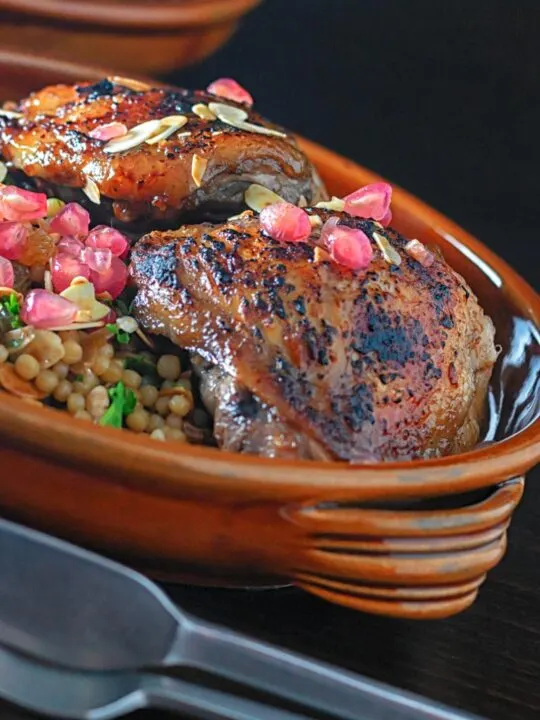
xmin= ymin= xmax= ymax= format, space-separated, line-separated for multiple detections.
xmin=169 ymin=3 xmax=540 ymax=720
xmin=3 ymin=3 xmax=539 ymax=720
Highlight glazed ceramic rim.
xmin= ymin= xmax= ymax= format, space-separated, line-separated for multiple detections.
xmin=0 ymin=0 xmax=262 ymax=29
xmin=0 ymin=135 xmax=538 ymax=501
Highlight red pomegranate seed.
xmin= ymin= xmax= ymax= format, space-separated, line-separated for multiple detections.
xmin=21 ymin=288 xmax=78 ymax=329
xmin=260 ymin=202 xmax=312 ymax=244
xmin=0 ymin=187 xmax=47 ymax=222
xmin=321 ymin=220 xmax=373 ymax=271
xmin=49 ymin=202 xmax=90 ymax=237
xmin=0 ymin=256 xmax=14 ymax=287
xmin=0 ymin=222 xmax=29 ymax=260
xmin=344 ymin=182 xmax=392 ymax=222
xmin=206 ymin=78 xmax=254 ymax=107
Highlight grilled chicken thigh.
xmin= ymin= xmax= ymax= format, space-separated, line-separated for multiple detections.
xmin=130 ymin=211 xmax=497 ymax=461
xmin=0 ymin=79 xmax=326 ymax=230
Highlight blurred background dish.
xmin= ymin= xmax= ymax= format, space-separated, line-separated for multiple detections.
xmin=0 ymin=0 xmax=262 ymax=74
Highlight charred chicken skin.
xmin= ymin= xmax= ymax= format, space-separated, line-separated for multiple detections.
xmin=130 ymin=211 xmax=497 ymax=461
xmin=0 ymin=79 xmax=326 ymax=230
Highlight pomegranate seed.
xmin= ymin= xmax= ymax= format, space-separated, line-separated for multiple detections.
xmin=83 ymin=247 xmax=112 ymax=274
xmin=321 ymin=221 xmax=373 ymax=271
xmin=380 ymin=209 xmax=392 ymax=227
xmin=56 ymin=235 xmax=85 ymax=258
xmin=344 ymin=182 xmax=392 ymax=222
xmin=206 ymin=78 xmax=254 ymax=107
xmin=260 ymin=202 xmax=312 ymax=244
xmin=21 ymin=289 xmax=78 ymax=329
xmin=49 ymin=202 xmax=90 ymax=237
xmin=0 ymin=222 xmax=29 ymax=260
xmin=86 ymin=225 xmax=129 ymax=258
xmin=90 ymin=256 xmax=128 ymax=299
xmin=0 ymin=256 xmax=14 ymax=287
xmin=88 ymin=122 xmax=128 ymax=141
xmin=51 ymin=252 xmax=90 ymax=293
xmin=0 ymin=187 xmax=47 ymax=222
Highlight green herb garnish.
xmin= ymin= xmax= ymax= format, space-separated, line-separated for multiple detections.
xmin=106 ymin=323 xmax=131 ymax=345
xmin=0 ymin=293 xmax=23 ymax=329
xmin=99 ymin=381 xmax=137 ymax=429
xmin=125 ymin=354 xmax=158 ymax=379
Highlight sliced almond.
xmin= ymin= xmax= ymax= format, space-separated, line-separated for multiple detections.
xmin=309 ymin=214 xmax=322 ymax=228
xmin=0 ymin=109 xmax=23 ymax=119
xmin=46 ymin=321 xmax=106 ymax=332
xmin=60 ymin=279 xmax=109 ymax=321
xmin=42 ymin=269 xmax=53 ymax=293
xmin=145 ymin=115 xmax=188 ymax=145
xmin=82 ymin=177 xmax=100 ymax=205
xmin=104 ymin=119 xmax=162 ymax=154
xmin=244 ymin=184 xmax=285 ymax=212
xmin=373 ymin=231 xmax=402 ymax=266
xmin=298 ymin=195 xmax=308 ymax=208
xmin=135 ymin=327 xmax=156 ymax=350
xmin=0 ymin=363 xmax=47 ymax=400
xmin=0 ymin=161 xmax=7 ymax=183
xmin=208 ymin=102 xmax=287 ymax=138
xmin=108 ymin=76 xmax=151 ymax=92
xmin=315 ymin=197 xmax=345 ymax=212
xmin=314 ymin=246 xmax=331 ymax=263
xmin=116 ymin=316 xmax=138 ymax=334
xmin=191 ymin=155 xmax=208 ymax=187
xmin=192 ymin=103 xmax=217 ymax=121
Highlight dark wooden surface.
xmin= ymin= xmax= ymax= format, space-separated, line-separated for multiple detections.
xmin=2 ymin=2 xmax=539 ymax=720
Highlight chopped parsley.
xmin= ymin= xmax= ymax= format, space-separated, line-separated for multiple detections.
xmin=106 ymin=323 xmax=131 ymax=345
xmin=0 ymin=293 xmax=23 ymax=329
xmin=99 ymin=381 xmax=137 ymax=429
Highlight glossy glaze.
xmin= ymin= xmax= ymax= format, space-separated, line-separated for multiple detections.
xmin=0 ymin=1 xmax=261 ymax=74
xmin=0 ymin=56 xmax=538 ymax=619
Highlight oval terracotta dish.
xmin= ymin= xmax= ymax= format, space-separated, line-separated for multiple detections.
xmin=0 ymin=0 xmax=262 ymax=74
xmin=0 ymin=54 xmax=538 ymax=620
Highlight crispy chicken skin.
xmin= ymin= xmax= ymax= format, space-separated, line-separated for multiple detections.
xmin=130 ymin=211 xmax=498 ymax=461
xmin=0 ymin=79 xmax=326 ymax=228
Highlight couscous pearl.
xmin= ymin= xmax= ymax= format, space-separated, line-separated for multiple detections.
xmin=140 ymin=384 xmax=158 ymax=408
xmin=74 ymin=409 xmax=92 ymax=421
xmin=169 ymin=393 xmax=193 ymax=417
xmin=0 ymin=345 xmax=8 ymax=363
xmin=164 ymin=427 xmax=187 ymax=442
xmin=14 ymin=354 xmax=40 ymax=380
xmin=59 ymin=330 xmax=78 ymax=343
xmin=165 ymin=414 xmax=183 ymax=429
xmin=52 ymin=361 xmax=69 ymax=379
xmin=67 ymin=392 xmax=86 ymax=414
xmin=86 ymin=386 xmax=109 ymax=419
xmin=98 ymin=343 xmax=115 ymax=360
xmin=35 ymin=369 xmax=59 ymax=394
xmin=147 ymin=414 xmax=165 ymax=432
xmin=53 ymin=379 xmax=72 ymax=402
xmin=101 ymin=359 xmax=124 ymax=384
xmin=155 ymin=396 xmax=170 ymax=416
xmin=91 ymin=354 xmax=110 ymax=377
xmin=122 ymin=369 xmax=142 ymax=390
xmin=150 ymin=429 xmax=166 ymax=441
xmin=157 ymin=355 xmax=181 ymax=381
xmin=126 ymin=408 xmax=149 ymax=433
xmin=62 ymin=340 xmax=83 ymax=365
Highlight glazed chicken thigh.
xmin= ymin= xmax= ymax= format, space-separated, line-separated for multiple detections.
xmin=0 ymin=79 xmax=326 ymax=230
xmin=130 ymin=210 xmax=497 ymax=461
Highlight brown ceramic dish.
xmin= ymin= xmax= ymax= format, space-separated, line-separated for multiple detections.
xmin=0 ymin=0 xmax=262 ymax=74
xmin=0 ymin=53 xmax=538 ymax=620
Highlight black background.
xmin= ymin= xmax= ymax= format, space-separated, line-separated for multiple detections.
xmin=165 ymin=3 xmax=540 ymax=720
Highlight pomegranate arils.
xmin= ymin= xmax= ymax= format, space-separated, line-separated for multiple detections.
xmin=49 ymin=202 xmax=90 ymax=237
xmin=0 ymin=256 xmax=14 ymax=287
xmin=0 ymin=186 xmax=47 ymax=222
xmin=56 ymin=235 xmax=85 ymax=258
xmin=321 ymin=221 xmax=373 ymax=271
xmin=260 ymin=202 xmax=312 ymax=244
xmin=86 ymin=225 xmax=129 ymax=258
xmin=83 ymin=247 xmax=112 ymax=274
xmin=51 ymin=253 xmax=90 ymax=293
xmin=344 ymin=182 xmax=392 ymax=222
xmin=21 ymin=289 xmax=78 ymax=329
xmin=0 ymin=222 xmax=28 ymax=260
xmin=206 ymin=78 xmax=254 ymax=107
xmin=90 ymin=256 xmax=127 ymax=299
xmin=89 ymin=122 xmax=128 ymax=141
